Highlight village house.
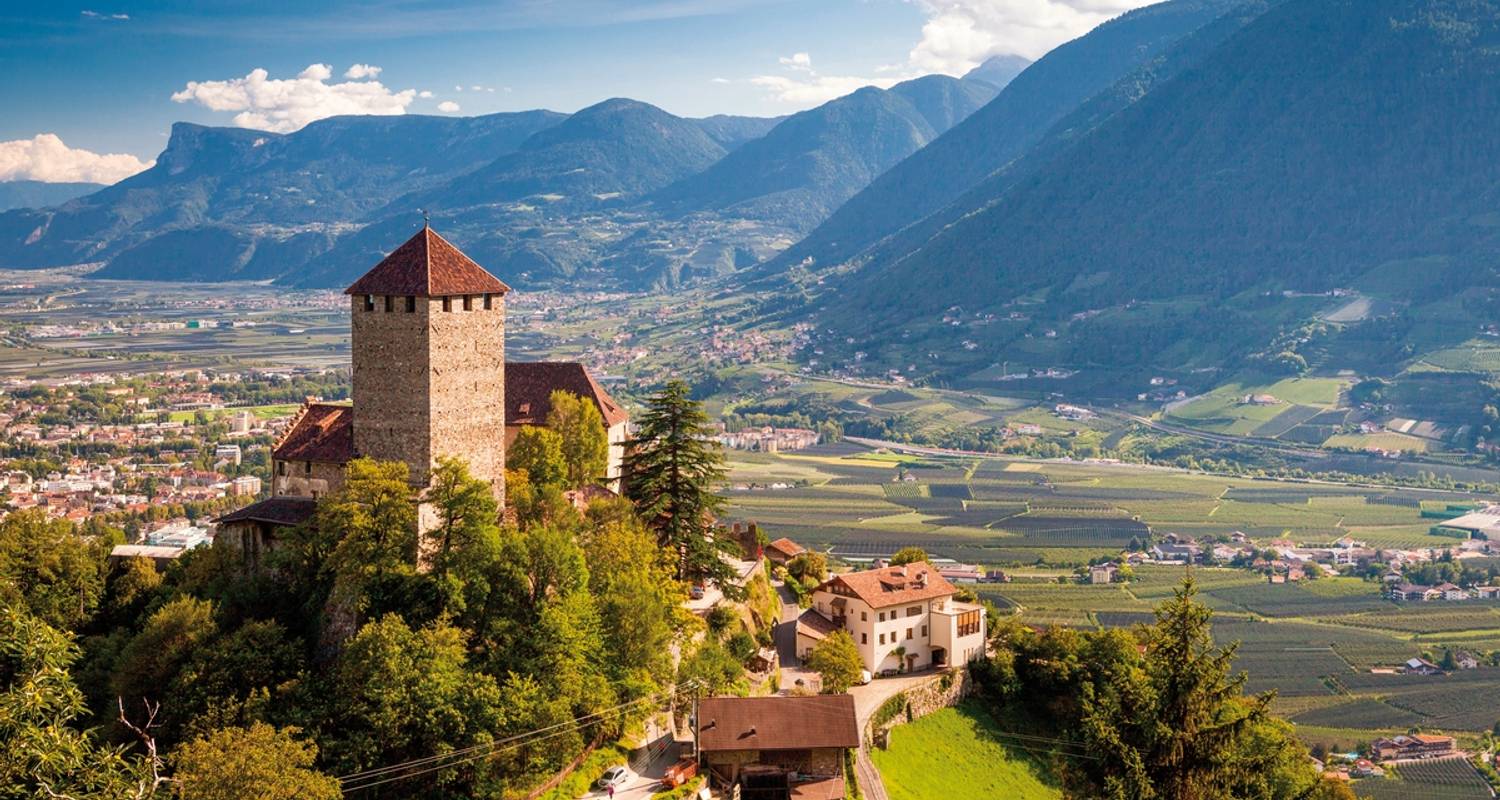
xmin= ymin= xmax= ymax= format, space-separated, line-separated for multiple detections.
xmin=1089 ymin=563 xmax=1118 ymax=584
xmin=1372 ymin=734 xmax=1455 ymax=761
xmin=764 ymin=537 xmax=806 ymax=567
xmin=936 ymin=562 xmax=984 ymax=584
xmin=1151 ymin=540 xmax=1201 ymax=564
xmin=796 ymin=563 xmax=986 ymax=675
xmin=1402 ymin=657 xmax=1443 ymax=676
xmin=696 ymin=694 xmax=858 ymax=800
xmin=1455 ymin=651 xmax=1481 ymax=670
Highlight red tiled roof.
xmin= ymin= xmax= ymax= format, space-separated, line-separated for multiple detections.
xmin=766 ymin=537 xmax=805 ymax=559
xmin=273 ymin=403 xmax=355 ymax=463
xmin=697 ymin=695 xmax=858 ymax=753
xmin=215 ymin=496 xmax=318 ymax=526
xmin=795 ymin=608 xmax=839 ymax=642
xmin=345 ymin=226 xmax=510 ymax=297
xmin=505 ymin=362 xmax=628 ymax=427
xmin=818 ymin=564 xmax=956 ymax=610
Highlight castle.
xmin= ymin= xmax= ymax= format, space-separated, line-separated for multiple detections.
xmin=217 ymin=225 xmax=626 ymax=564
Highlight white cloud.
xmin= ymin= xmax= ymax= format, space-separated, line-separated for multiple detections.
xmin=471 ymin=85 xmax=483 ymax=91
xmin=171 ymin=64 xmax=417 ymax=133
xmin=752 ymin=53 xmax=900 ymax=106
xmin=344 ymin=63 xmax=382 ymax=79
xmin=710 ymin=77 xmax=731 ymax=84
xmin=418 ymin=90 xmax=434 ymax=98
xmin=454 ymin=85 xmax=463 ymax=92
xmin=0 ymin=134 xmax=153 ymax=184
xmin=750 ymin=1 xmax=1152 ymax=108
xmin=907 ymin=0 xmax=1153 ymax=71
xmin=437 ymin=101 xmax=461 ymax=113
xmin=81 ymin=10 xmax=130 ymax=20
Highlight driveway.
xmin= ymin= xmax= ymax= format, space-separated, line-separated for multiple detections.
xmin=772 ymin=581 xmax=823 ymax=691
xmin=579 ymin=747 xmax=675 ymax=800
xmin=848 ymin=670 xmax=940 ymax=727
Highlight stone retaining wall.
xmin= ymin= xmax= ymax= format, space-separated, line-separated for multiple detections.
xmin=866 ymin=667 xmax=973 ymax=749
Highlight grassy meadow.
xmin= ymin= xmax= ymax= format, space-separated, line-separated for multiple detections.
xmin=871 ymin=701 xmax=1060 ymax=800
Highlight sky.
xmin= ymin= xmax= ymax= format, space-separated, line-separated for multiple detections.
xmin=0 ymin=0 xmax=1153 ymax=184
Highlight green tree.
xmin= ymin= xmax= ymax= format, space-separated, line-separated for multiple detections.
xmin=581 ymin=499 xmax=679 ymax=692
xmin=0 ymin=604 xmax=163 ymax=799
xmin=889 ymin=547 xmax=929 ymax=567
xmin=172 ymin=723 xmax=340 ymax=800
xmin=806 ymin=630 xmax=864 ymax=694
xmin=1072 ymin=578 xmax=1281 ymax=799
xmin=324 ymin=615 xmax=506 ymax=793
xmin=509 ymin=427 xmax=566 ymax=488
xmin=624 ymin=380 xmax=738 ymax=590
xmin=111 ymin=596 xmax=218 ymax=729
xmin=547 ymin=390 xmax=609 ymax=489
xmin=315 ymin=459 xmax=418 ymax=613
xmin=425 ymin=456 xmax=502 ymax=586
xmin=0 ymin=509 xmax=107 ymax=630
xmin=168 ymin=620 xmax=305 ymax=743
xmin=786 ymin=551 xmax=828 ymax=584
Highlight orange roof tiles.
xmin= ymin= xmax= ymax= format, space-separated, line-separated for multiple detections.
xmin=345 ymin=226 xmax=510 ymax=298
xmin=273 ymin=403 xmax=355 ymax=463
xmin=818 ymin=564 xmax=956 ymax=609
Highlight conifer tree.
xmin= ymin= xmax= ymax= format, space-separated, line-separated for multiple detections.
xmin=624 ymin=380 xmax=739 ymax=592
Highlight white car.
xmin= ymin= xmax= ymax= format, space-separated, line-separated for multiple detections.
xmin=859 ymin=670 xmax=873 ymax=685
xmin=597 ymin=766 xmax=630 ymax=790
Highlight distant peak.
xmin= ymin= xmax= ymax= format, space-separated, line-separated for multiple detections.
xmin=963 ymin=54 xmax=1032 ymax=89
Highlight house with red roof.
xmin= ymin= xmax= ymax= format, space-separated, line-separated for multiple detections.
xmin=797 ymin=563 xmax=986 ymax=675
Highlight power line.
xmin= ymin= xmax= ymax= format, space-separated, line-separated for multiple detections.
xmin=338 ymin=680 xmax=700 ymax=793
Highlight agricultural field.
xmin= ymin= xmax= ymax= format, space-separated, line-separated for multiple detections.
xmin=1353 ymin=757 xmax=1494 ymax=800
xmin=1164 ymin=378 xmax=1345 ymax=436
xmin=871 ymin=702 xmax=1060 ymax=800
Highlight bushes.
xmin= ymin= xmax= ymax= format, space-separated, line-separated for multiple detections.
xmin=651 ymin=775 xmax=705 ymax=799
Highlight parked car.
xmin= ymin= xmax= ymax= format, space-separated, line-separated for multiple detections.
xmin=597 ymin=766 xmax=630 ymax=789
xmin=659 ymin=758 xmax=698 ymax=788
xmin=689 ymin=584 xmax=705 ymax=600
xmin=858 ymin=670 xmax=872 ymax=685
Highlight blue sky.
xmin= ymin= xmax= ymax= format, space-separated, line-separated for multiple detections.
xmin=0 ymin=0 xmax=1150 ymax=182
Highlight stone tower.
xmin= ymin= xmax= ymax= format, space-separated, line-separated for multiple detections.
xmin=344 ymin=225 xmax=509 ymax=504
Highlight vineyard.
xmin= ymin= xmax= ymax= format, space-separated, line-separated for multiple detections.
xmin=1356 ymin=757 xmax=1493 ymax=800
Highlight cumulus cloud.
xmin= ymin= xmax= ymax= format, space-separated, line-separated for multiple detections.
xmin=171 ymin=63 xmax=416 ymax=133
xmin=418 ymin=90 xmax=434 ymax=98
xmin=752 ymin=53 xmax=900 ymax=106
xmin=908 ymin=0 xmax=1153 ymax=70
xmin=0 ymin=134 xmax=153 ymax=184
xmin=752 ymin=1 xmax=1152 ymax=108
xmin=344 ymin=63 xmax=382 ymax=79
xmin=437 ymin=101 xmax=461 ymax=113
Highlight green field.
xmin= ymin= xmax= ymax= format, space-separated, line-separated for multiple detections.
xmin=871 ymin=701 xmax=1060 ymax=800
xmin=1165 ymin=378 xmax=1345 ymax=436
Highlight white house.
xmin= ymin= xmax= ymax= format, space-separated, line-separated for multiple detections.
xmin=796 ymin=563 xmax=986 ymax=675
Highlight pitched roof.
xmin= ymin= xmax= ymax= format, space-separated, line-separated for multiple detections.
xmin=273 ymin=403 xmax=355 ymax=463
xmin=215 ymin=496 xmax=318 ymax=527
xmin=697 ymin=695 xmax=858 ymax=753
xmin=504 ymin=361 xmax=628 ymax=427
xmin=766 ymin=537 xmax=806 ymax=559
xmin=345 ymin=226 xmax=510 ymax=297
xmin=818 ymin=564 xmax=956 ymax=609
xmin=795 ymin=608 xmax=839 ymax=642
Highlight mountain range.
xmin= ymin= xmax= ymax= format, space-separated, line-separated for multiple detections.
xmin=794 ymin=0 xmax=1500 ymax=386
xmin=0 ymin=181 xmax=102 ymax=213
xmin=0 ymin=58 xmax=1021 ymax=289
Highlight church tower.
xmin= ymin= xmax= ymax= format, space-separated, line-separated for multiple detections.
xmin=344 ymin=225 xmax=508 ymax=504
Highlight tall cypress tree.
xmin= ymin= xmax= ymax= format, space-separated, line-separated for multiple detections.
xmin=623 ymin=381 xmax=739 ymax=594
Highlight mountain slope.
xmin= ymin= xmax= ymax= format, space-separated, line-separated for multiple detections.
xmin=962 ymin=55 xmax=1032 ymax=89
xmin=691 ymin=114 xmax=786 ymax=151
xmin=0 ymin=110 xmax=565 ymax=274
xmin=827 ymin=0 xmax=1500 ymax=364
xmin=764 ymin=0 xmax=1251 ymax=274
xmin=650 ymin=75 xmax=997 ymax=231
xmin=0 ymin=181 xmax=103 ymax=213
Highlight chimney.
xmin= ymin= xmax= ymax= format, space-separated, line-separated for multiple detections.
xmin=914 ymin=571 xmax=927 ymax=588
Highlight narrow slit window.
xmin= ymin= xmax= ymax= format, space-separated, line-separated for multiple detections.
xmin=405 ymin=296 xmax=416 ymax=313
xmin=442 ymin=297 xmax=451 ymax=312
xmin=462 ymin=295 xmax=473 ymax=311
xmin=363 ymin=294 xmax=375 ymax=312
xmin=483 ymin=293 xmax=493 ymax=310
xmin=384 ymin=295 xmax=393 ymax=312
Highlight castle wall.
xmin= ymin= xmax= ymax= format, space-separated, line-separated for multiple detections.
xmin=272 ymin=459 xmax=346 ymax=499
xmin=350 ymin=293 xmax=506 ymax=504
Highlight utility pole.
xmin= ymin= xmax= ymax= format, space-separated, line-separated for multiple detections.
xmin=692 ymin=679 xmax=701 ymax=768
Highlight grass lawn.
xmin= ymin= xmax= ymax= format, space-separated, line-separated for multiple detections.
xmin=871 ymin=701 xmax=1060 ymax=800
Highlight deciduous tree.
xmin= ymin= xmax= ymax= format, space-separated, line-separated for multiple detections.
xmin=547 ymin=390 xmax=608 ymax=489
xmin=172 ymin=722 xmax=340 ymax=800
xmin=806 ymin=630 xmax=863 ymax=694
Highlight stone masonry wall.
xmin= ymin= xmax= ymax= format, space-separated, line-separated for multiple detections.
xmin=351 ymin=295 xmax=432 ymax=484
xmin=866 ymin=667 xmax=974 ymax=750
xmin=427 ymin=294 xmax=505 ymax=505
xmin=350 ymin=294 xmax=506 ymax=504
